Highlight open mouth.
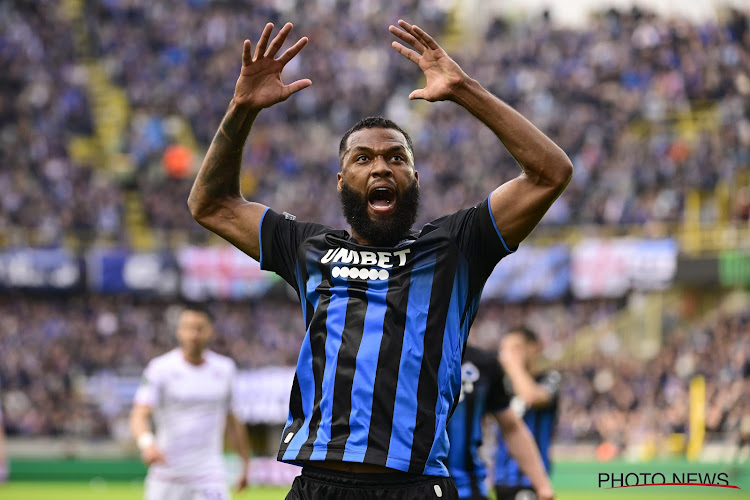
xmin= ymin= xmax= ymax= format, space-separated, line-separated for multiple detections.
xmin=368 ymin=187 xmax=396 ymax=213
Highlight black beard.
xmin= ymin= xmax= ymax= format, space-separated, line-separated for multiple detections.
xmin=339 ymin=180 xmax=420 ymax=247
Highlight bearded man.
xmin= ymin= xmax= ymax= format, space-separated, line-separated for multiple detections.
xmin=188 ymin=20 xmax=571 ymax=500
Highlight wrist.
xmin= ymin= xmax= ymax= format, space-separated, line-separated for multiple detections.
xmin=447 ymin=76 xmax=482 ymax=105
xmin=137 ymin=432 xmax=155 ymax=451
xmin=229 ymin=98 xmax=263 ymax=116
xmin=221 ymin=99 xmax=261 ymax=144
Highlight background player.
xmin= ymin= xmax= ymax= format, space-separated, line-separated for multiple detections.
xmin=495 ymin=326 xmax=560 ymax=500
xmin=189 ymin=18 xmax=571 ymax=500
xmin=447 ymin=342 xmax=554 ymax=500
xmin=129 ymin=304 xmax=250 ymax=500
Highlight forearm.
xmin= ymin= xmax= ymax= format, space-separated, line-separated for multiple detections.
xmin=228 ymin=415 xmax=251 ymax=463
xmin=501 ymin=417 xmax=553 ymax=492
xmin=504 ymin=362 xmax=547 ymax=407
xmin=450 ymin=78 xmax=571 ymax=186
xmin=188 ymin=100 xmax=260 ymax=219
xmin=129 ymin=408 xmax=153 ymax=441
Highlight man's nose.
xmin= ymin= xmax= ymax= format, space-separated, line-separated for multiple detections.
xmin=371 ymin=155 xmax=392 ymax=176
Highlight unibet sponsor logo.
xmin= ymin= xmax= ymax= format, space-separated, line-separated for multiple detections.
xmin=321 ymin=247 xmax=411 ymax=281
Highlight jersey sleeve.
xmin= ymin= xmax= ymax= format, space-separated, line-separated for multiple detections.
xmin=432 ymin=196 xmax=516 ymax=286
xmin=486 ymin=360 xmax=512 ymax=413
xmin=259 ymin=208 xmax=330 ymax=291
xmin=133 ymin=360 xmax=162 ymax=408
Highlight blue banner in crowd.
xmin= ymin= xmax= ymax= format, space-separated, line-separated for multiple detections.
xmin=86 ymin=248 xmax=180 ymax=296
xmin=482 ymin=245 xmax=570 ymax=302
xmin=0 ymin=239 xmax=677 ymax=300
xmin=0 ymin=248 xmax=84 ymax=292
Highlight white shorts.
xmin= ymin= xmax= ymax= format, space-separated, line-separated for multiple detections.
xmin=144 ymin=477 xmax=230 ymax=500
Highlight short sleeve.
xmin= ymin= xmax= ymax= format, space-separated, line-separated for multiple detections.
xmin=133 ymin=361 xmax=161 ymax=408
xmin=259 ymin=209 xmax=330 ymax=290
xmin=429 ymin=196 xmax=516 ymax=285
xmin=486 ymin=360 xmax=512 ymax=413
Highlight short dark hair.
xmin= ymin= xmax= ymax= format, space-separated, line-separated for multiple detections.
xmin=338 ymin=116 xmax=415 ymax=161
xmin=180 ymin=302 xmax=214 ymax=323
xmin=506 ymin=325 xmax=539 ymax=344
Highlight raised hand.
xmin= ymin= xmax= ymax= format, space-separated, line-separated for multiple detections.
xmin=389 ymin=20 xmax=468 ymax=102
xmin=234 ymin=23 xmax=312 ymax=111
xmin=500 ymin=334 xmax=527 ymax=368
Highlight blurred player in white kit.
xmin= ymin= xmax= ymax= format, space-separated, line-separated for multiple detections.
xmin=129 ymin=304 xmax=250 ymax=500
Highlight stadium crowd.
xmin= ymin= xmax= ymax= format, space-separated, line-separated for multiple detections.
xmin=1 ymin=0 xmax=749 ymax=460
xmin=1 ymin=292 xmax=748 ymax=459
xmin=1 ymin=1 xmax=750 ymax=246
xmin=557 ymin=307 xmax=750 ymax=452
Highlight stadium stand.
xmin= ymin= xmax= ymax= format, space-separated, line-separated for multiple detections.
xmin=1 ymin=0 xmax=749 ymax=468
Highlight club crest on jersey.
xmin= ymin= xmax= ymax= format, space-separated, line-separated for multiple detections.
xmin=320 ymin=247 xmax=411 ymax=281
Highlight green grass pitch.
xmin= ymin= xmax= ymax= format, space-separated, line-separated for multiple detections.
xmin=0 ymin=483 xmax=288 ymax=500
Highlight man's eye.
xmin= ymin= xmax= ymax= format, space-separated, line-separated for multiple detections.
xmin=356 ymin=155 xmax=368 ymax=162
xmin=392 ymin=155 xmax=405 ymax=162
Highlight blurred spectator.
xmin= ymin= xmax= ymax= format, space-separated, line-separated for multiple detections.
xmin=0 ymin=291 xmax=747 ymax=453
xmin=553 ymin=307 xmax=750 ymax=455
xmin=0 ymin=294 xmax=303 ymax=437
xmin=1 ymin=2 xmax=749 ymax=244
xmin=1 ymin=0 xmax=748 ymax=454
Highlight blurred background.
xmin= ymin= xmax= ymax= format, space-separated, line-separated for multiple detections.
xmin=1 ymin=0 xmax=749 ymax=498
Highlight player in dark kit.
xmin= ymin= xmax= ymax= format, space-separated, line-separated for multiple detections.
xmin=447 ymin=344 xmax=553 ymax=500
xmin=495 ymin=327 xmax=560 ymax=500
xmin=189 ymin=19 xmax=572 ymax=500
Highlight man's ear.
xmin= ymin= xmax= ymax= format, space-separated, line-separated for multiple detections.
xmin=337 ymin=172 xmax=343 ymax=192
xmin=414 ymin=170 xmax=419 ymax=186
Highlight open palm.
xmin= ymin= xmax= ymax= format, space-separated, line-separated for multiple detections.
xmin=234 ymin=23 xmax=311 ymax=110
xmin=389 ymin=20 xmax=468 ymax=102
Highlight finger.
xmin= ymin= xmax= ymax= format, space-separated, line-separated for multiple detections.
xmin=390 ymin=24 xmax=424 ymax=53
xmin=266 ymin=22 xmax=293 ymax=58
xmin=397 ymin=19 xmax=426 ymax=48
xmin=397 ymin=19 xmax=415 ymax=31
xmin=241 ymin=39 xmax=252 ymax=67
xmin=411 ymin=24 xmax=440 ymax=50
xmin=277 ymin=36 xmax=309 ymax=65
xmin=282 ymin=78 xmax=312 ymax=99
xmin=391 ymin=41 xmax=421 ymax=64
xmin=409 ymin=89 xmax=425 ymax=100
xmin=254 ymin=23 xmax=274 ymax=60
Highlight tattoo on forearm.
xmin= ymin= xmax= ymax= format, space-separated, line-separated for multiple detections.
xmin=219 ymin=123 xmax=234 ymax=143
xmin=189 ymin=102 xmax=261 ymax=214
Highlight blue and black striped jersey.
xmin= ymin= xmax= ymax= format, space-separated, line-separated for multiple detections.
xmin=494 ymin=370 xmax=560 ymax=487
xmin=447 ymin=345 xmax=510 ymax=498
xmin=259 ymin=196 xmax=514 ymax=476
